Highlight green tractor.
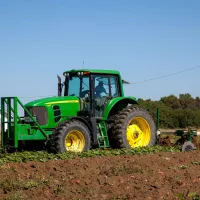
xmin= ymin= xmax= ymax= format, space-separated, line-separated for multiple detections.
xmin=1 ymin=69 xmax=157 ymax=153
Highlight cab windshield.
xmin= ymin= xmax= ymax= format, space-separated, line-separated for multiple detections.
xmin=64 ymin=75 xmax=90 ymax=98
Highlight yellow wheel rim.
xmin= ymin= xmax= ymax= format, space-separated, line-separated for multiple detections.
xmin=65 ymin=130 xmax=85 ymax=152
xmin=126 ymin=117 xmax=151 ymax=148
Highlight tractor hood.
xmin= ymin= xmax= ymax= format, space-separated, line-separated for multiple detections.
xmin=25 ymin=96 xmax=79 ymax=107
xmin=24 ymin=96 xmax=81 ymax=128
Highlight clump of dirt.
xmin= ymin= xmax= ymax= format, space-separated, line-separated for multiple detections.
xmin=193 ymin=136 xmax=200 ymax=150
xmin=159 ymin=136 xmax=174 ymax=146
xmin=0 ymin=150 xmax=200 ymax=200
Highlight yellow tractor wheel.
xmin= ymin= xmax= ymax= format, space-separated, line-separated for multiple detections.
xmin=65 ymin=130 xmax=86 ymax=152
xmin=49 ymin=120 xmax=91 ymax=153
xmin=126 ymin=117 xmax=151 ymax=147
xmin=110 ymin=106 xmax=156 ymax=148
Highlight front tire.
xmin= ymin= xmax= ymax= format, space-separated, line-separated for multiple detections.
xmin=49 ymin=119 xmax=91 ymax=153
xmin=110 ymin=106 xmax=156 ymax=148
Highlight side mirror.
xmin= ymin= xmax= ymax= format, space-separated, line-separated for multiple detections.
xmin=122 ymin=79 xmax=131 ymax=84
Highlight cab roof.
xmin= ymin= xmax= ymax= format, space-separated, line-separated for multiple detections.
xmin=63 ymin=69 xmax=121 ymax=76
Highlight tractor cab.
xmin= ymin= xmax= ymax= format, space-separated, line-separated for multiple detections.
xmin=60 ymin=69 xmax=123 ymax=117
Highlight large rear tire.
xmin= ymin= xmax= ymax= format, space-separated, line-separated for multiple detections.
xmin=48 ymin=119 xmax=91 ymax=153
xmin=109 ymin=106 xmax=156 ymax=148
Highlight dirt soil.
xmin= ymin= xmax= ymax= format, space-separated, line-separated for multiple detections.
xmin=0 ymin=151 xmax=200 ymax=200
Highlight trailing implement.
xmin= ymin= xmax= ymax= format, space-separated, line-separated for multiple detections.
xmin=1 ymin=69 xmax=157 ymax=153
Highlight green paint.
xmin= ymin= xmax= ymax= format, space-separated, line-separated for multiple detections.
xmin=25 ymin=96 xmax=80 ymax=129
xmin=1 ymin=96 xmax=80 ymax=149
xmin=97 ymin=121 xmax=110 ymax=148
xmin=17 ymin=124 xmax=52 ymax=140
xmin=63 ymin=69 xmax=121 ymax=76
xmin=175 ymin=128 xmax=197 ymax=142
xmin=103 ymin=97 xmax=138 ymax=119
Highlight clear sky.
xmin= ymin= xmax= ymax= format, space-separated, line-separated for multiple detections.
xmin=0 ymin=0 xmax=200 ymax=104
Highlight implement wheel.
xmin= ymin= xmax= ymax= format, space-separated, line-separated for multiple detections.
xmin=110 ymin=106 xmax=156 ymax=148
xmin=182 ymin=141 xmax=195 ymax=152
xmin=48 ymin=119 xmax=91 ymax=153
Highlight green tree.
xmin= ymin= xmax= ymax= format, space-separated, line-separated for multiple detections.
xmin=195 ymin=97 xmax=200 ymax=109
xmin=138 ymin=94 xmax=200 ymax=129
xmin=160 ymin=94 xmax=181 ymax=109
xmin=179 ymin=93 xmax=195 ymax=109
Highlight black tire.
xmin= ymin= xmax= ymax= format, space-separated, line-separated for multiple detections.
xmin=48 ymin=119 xmax=91 ymax=153
xmin=109 ymin=106 xmax=156 ymax=148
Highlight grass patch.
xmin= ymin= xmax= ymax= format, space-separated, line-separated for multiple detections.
xmin=3 ymin=192 xmax=24 ymax=200
xmin=191 ymin=161 xmax=200 ymax=165
xmin=0 ymin=146 xmax=181 ymax=165
xmin=177 ymin=192 xmax=200 ymax=200
xmin=0 ymin=177 xmax=50 ymax=193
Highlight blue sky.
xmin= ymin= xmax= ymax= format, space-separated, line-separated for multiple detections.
xmin=0 ymin=0 xmax=200 ymax=104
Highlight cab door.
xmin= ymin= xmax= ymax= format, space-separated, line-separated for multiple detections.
xmin=92 ymin=75 xmax=120 ymax=117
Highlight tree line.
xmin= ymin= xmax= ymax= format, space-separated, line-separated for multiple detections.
xmin=137 ymin=93 xmax=200 ymax=129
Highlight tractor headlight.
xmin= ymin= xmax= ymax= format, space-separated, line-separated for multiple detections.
xmin=63 ymin=73 xmax=70 ymax=77
xmin=77 ymin=72 xmax=81 ymax=76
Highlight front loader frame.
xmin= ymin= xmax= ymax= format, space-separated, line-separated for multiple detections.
xmin=1 ymin=97 xmax=48 ymax=149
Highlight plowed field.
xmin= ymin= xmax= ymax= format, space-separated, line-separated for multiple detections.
xmin=0 ymin=149 xmax=200 ymax=200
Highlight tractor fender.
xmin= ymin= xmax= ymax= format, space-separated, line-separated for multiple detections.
xmin=68 ymin=116 xmax=92 ymax=132
xmin=103 ymin=97 xmax=138 ymax=120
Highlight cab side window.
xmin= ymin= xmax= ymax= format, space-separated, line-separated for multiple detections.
xmin=94 ymin=76 xmax=109 ymax=98
xmin=110 ymin=76 xmax=120 ymax=97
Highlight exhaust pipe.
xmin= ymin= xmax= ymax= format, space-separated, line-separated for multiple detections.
xmin=57 ymin=75 xmax=62 ymax=96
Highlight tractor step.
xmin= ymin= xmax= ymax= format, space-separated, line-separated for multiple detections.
xmin=97 ymin=121 xmax=109 ymax=148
